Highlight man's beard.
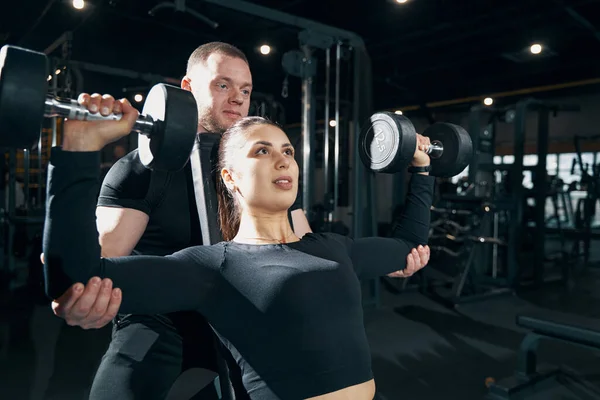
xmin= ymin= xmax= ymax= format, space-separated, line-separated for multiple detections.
xmin=198 ymin=105 xmax=229 ymax=134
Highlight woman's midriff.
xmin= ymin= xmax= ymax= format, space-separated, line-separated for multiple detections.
xmin=305 ymin=379 xmax=376 ymax=400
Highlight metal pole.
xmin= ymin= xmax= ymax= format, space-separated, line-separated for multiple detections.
xmin=202 ymin=0 xmax=365 ymax=48
xmin=51 ymin=65 xmax=58 ymax=147
xmin=333 ymin=43 xmax=342 ymax=222
xmin=23 ymin=149 xmax=30 ymax=210
xmin=44 ymin=31 xmax=72 ymax=55
xmin=492 ymin=212 xmax=499 ymax=278
xmin=301 ymin=46 xmax=315 ymax=216
xmin=533 ymin=108 xmax=549 ymax=286
xmin=37 ymin=133 xmax=42 ymax=208
xmin=510 ymin=99 xmax=530 ymax=287
xmin=467 ymin=106 xmax=483 ymax=185
xmin=351 ymin=47 xmax=377 ymax=242
xmin=323 ymin=47 xmax=331 ymax=225
xmin=7 ymin=149 xmax=15 ymax=273
xmin=62 ymin=59 xmax=181 ymax=86
xmin=0 ymin=160 xmax=5 ymax=273
xmin=352 ymin=49 xmax=363 ymax=238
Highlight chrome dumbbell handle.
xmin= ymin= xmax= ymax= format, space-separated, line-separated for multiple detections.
xmin=425 ymin=140 xmax=443 ymax=159
xmin=44 ymin=96 xmax=155 ymax=136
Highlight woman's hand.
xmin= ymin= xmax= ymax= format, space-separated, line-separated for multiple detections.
xmin=387 ymin=245 xmax=430 ymax=278
xmin=411 ymin=134 xmax=431 ymax=167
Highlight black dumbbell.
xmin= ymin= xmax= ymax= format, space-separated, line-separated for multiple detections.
xmin=0 ymin=45 xmax=198 ymax=171
xmin=359 ymin=112 xmax=473 ymax=177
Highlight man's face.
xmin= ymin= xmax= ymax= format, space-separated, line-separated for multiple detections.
xmin=183 ymin=53 xmax=252 ymax=133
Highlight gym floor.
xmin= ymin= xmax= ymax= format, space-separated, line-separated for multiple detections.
xmin=1 ymin=263 xmax=599 ymax=400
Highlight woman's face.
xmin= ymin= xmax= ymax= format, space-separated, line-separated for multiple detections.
xmin=222 ymin=124 xmax=299 ymax=214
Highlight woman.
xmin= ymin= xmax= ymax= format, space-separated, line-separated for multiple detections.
xmin=43 ymin=97 xmax=433 ymax=400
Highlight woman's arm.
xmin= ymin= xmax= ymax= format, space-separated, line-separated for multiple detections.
xmin=387 ymin=173 xmax=434 ymax=245
xmin=43 ymin=148 xmax=219 ymax=315
xmin=349 ymin=173 xmax=434 ymax=279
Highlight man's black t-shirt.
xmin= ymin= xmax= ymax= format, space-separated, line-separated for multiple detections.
xmin=97 ymin=149 xmax=202 ymax=256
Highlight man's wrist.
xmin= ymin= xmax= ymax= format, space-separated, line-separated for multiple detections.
xmin=62 ymin=132 xmax=103 ymax=152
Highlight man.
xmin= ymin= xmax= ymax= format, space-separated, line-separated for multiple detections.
xmin=100 ymin=143 xmax=127 ymax=179
xmin=50 ymin=42 xmax=312 ymax=400
xmin=48 ymin=41 xmax=416 ymax=399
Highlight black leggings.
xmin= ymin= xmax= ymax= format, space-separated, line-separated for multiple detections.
xmin=89 ymin=312 xmax=220 ymax=400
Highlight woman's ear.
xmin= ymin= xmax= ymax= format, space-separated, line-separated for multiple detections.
xmin=221 ymin=168 xmax=236 ymax=192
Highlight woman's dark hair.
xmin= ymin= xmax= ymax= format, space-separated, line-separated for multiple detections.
xmin=216 ymin=116 xmax=281 ymax=241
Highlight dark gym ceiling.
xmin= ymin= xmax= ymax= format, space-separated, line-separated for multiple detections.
xmin=2 ymin=0 xmax=600 ymax=124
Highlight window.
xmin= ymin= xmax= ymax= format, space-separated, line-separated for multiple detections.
xmin=451 ymin=166 xmax=469 ymax=184
xmin=523 ymin=154 xmax=538 ymax=166
xmin=522 ymin=155 xmax=538 ymax=189
xmin=547 ymin=154 xmax=558 ymax=175
xmin=460 ymin=152 xmax=600 ymax=227
xmin=557 ymin=152 xmax=595 ymax=186
xmin=556 ymin=152 xmax=600 ymax=228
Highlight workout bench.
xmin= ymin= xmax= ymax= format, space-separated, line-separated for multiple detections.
xmin=187 ymin=133 xmax=240 ymax=400
xmin=487 ymin=313 xmax=600 ymax=400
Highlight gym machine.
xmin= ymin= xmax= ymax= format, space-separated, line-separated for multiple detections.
xmin=568 ymin=134 xmax=600 ymax=270
xmin=514 ymin=99 xmax=580 ymax=288
xmin=462 ymin=98 xmax=580 ymax=292
xmin=487 ymin=312 xmax=600 ymax=400
xmin=409 ymin=104 xmax=514 ymax=308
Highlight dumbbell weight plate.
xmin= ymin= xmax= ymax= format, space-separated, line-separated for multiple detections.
xmin=0 ymin=45 xmax=198 ymax=172
xmin=138 ymin=84 xmax=198 ymax=171
xmin=359 ymin=111 xmax=416 ymax=173
xmin=425 ymin=123 xmax=473 ymax=178
xmin=0 ymin=45 xmax=48 ymax=149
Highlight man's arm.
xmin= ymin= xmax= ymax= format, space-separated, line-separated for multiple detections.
xmin=95 ymin=148 xmax=160 ymax=257
xmin=291 ymin=209 xmax=312 ymax=238
xmin=96 ymin=207 xmax=149 ymax=257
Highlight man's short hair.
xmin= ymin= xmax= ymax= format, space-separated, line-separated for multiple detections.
xmin=186 ymin=42 xmax=249 ymax=75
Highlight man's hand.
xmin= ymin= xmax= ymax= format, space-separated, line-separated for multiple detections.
xmin=62 ymin=93 xmax=139 ymax=152
xmin=387 ymin=245 xmax=430 ymax=278
xmin=51 ymin=277 xmax=122 ymax=330
xmin=411 ymin=133 xmax=431 ymax=167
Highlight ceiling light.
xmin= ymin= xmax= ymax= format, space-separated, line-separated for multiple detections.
xmin=259 ymin=45 xmax=271 ymax=55
xmin=530 ymin=43 xmax=543 ymax=55
xmin=134 ymin=94 xmax=144 ymax=103
xmin=329 ymin=120 xmax=337 ymax=127
xmin=484 ymin=97 xmax=493 ymax=106
xmin=72 ymin=0 xmax=85 ymax=10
